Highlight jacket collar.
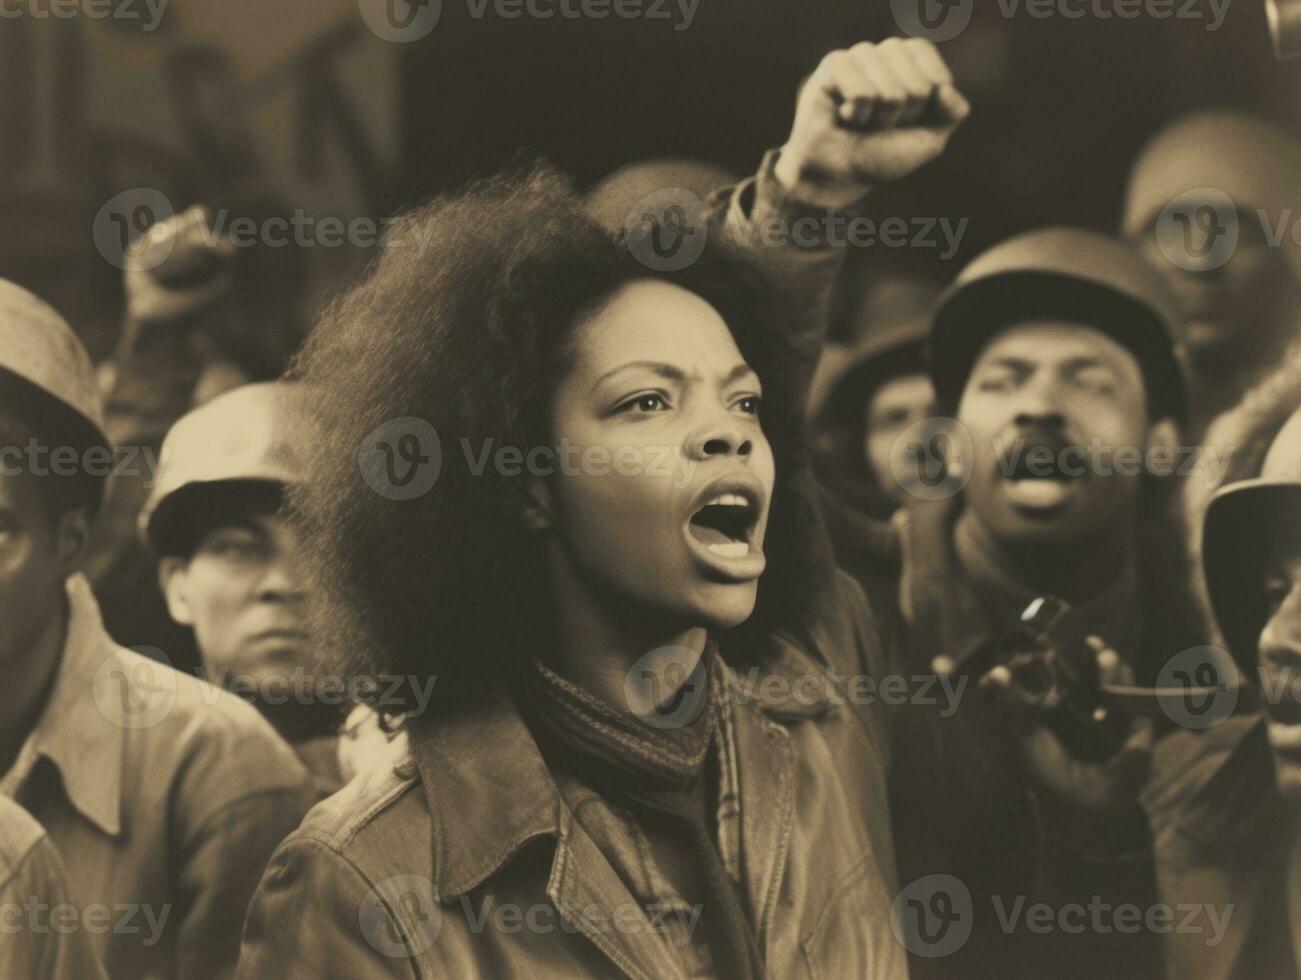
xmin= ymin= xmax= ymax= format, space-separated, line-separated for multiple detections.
xmin=410 ymin=640 xmax=834 ymax=901
xmin=2 ymin=575 xmax=124 ymax=837
xmin=411 ymin=682 xmax=561 ymax=901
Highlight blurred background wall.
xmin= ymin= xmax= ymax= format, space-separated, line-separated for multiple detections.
xmin=2 ymin=0 xmax=1298 ymax=353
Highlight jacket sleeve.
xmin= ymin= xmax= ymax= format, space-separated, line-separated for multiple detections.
xmin=237 ymin=837 xmax=417 ymax=979
xmin=0 ymin=834 xmax=109 ymax=980
xmin=173 ymin=787 xmax=316 ymax=980
xmin=710 ymin=148 xmax=858 ymax=419
xmin=712 ymin=151 xmax=888 ymax=643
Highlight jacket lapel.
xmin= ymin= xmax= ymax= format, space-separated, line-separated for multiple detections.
xmin=729 ymin=688 xmax=797 ymax=956
xmin=548 ymin=808 xmax=691 ymax=980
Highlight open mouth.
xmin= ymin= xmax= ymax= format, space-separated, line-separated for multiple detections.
xmin=1001 ymin=437 xmax=1085 ymax=511
xmin=688 ymin=492 xmax=758 ymax=559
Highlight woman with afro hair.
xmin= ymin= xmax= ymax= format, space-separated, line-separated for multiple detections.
xmin=236 ymin=38 xmax=968 ymax=980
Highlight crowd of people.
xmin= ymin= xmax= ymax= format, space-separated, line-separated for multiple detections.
xmin=1 ymin=33 xmax=1299 ymax=980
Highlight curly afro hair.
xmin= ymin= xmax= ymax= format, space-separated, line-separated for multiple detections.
xmin=286 ymin=162 xmax=822 ymax=722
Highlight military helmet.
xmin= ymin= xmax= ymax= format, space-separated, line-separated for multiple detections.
xmin=1203 ymin=406 xmax=1301 ymax=667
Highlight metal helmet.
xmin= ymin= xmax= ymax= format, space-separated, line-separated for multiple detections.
xmin=928 ymin=227 xmax=1187 ymax=423
xmin=1203 ymin=406 xmax=1301 ymax=667
xmin=142 ymin=381 xmax=313 ymax=553
xmin=0 ymin=278 xmax=107 ymax=448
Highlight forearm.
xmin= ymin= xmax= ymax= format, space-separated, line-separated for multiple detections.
xmin=712 ymin=148 xmax=866 ymax=416
xmin=100 ymin=315 xmax=206 ymax=449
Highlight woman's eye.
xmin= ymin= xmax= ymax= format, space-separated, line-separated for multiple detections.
xmin=734 ymin=396 xmax=762 ymax=415
xmin=617 ymin=393 xmax=669 ymax=414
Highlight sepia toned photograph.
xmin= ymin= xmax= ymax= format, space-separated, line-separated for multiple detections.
xmin=1 ymin=0 xmax=1300 ymax=976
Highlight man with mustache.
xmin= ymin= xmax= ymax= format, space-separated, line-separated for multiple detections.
xmin=725 ymin=177 xmax=1198 ymax=969
xmin=881 ymin=228 xmax=1196 ymax=978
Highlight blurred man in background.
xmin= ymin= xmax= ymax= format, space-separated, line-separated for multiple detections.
xmin=1124 ymin=112 xmax=1301 ymax=442
xmin=90 ymin=206 xmax=302 ymax=667
xmin=811 ymin=318 xmax=936 ymax=575
xmin=0 ymin=279 xmax=313 ymax=979
xmin=143 ymin=382 xmax=344 ymax=794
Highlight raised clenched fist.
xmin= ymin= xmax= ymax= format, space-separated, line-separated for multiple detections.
xmin=124 ymin=205 xmax=236 ymax=327
xmin=775 ymin=38 xmax=970 ymax=208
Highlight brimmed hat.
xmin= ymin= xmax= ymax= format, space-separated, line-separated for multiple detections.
xmin=0 ymin=278 xmax=107 ymax=450
xmin=142 ymin=382 xmax=312 ymax=553
xmin=928 ymin=227 xmax=1186 ymax=423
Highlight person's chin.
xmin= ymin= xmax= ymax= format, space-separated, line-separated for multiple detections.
xmin=686 ymin=579 xmax=760 ymax=631
xmin=237 ymin=636 xmax=311 ymax=673
xmin=990 ymin=480 xmax=1089 ymax=542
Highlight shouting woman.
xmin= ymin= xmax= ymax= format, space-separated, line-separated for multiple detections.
xmin=236 ymin=39 xmax=968 ymax=979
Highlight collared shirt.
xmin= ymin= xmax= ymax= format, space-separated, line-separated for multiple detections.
xmin=1 ymin=575 xmax=316 ymax=980
xmin=0 ymin=794 xmax=107 ymax=980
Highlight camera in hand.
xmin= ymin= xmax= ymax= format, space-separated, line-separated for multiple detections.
xmin=960 ymin=597 xmax=1132 ymax=763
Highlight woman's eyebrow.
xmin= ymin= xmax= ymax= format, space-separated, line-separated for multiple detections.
xmin=720 ymin=362 xmax=758 ymax=387
xmin=589 ymin=361 xmax=687 ymax=393
xmin=589 ymin=360 xmax=756 ymax=394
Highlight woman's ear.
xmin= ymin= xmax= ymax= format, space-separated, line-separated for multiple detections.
xmin=521 ymin=478 xmax=554 ymax=532
xmin=159 ymin=557 xmax=196 ymax=626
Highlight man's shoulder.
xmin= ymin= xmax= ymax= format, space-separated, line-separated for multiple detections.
xmin=105 ymin=644 xmax=311 ymax=794
xmin=108 ymin=644 xmax=275 ymax=734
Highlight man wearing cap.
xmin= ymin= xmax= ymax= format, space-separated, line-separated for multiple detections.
xmin=144 ymin=382 xmax=346 ymax=791
xmin=1124 ymin=112 xmax=1301 ymax=443
xmin=0 ymin=278 xmax=315 ymax=979
xmin=90 ymin=205 xmax=299 ymax=665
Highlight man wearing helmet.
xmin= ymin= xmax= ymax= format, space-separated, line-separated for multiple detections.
xmin=142 ymin=382 xmax=353 ymax=791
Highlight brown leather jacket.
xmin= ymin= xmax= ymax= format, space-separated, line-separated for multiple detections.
xmin=236 ymin=571 xmax=904 ymax=979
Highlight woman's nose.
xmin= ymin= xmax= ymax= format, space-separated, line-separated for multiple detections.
xmin=687 ymin=420 xmax=753 ymax=461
